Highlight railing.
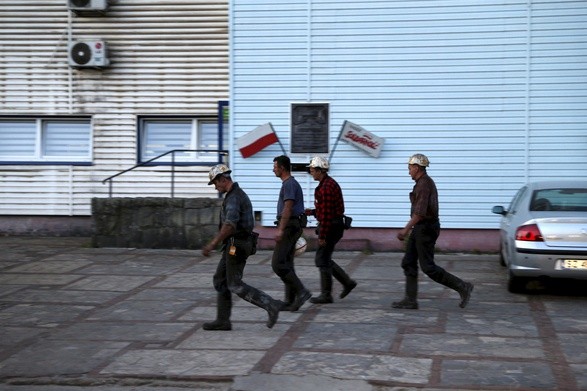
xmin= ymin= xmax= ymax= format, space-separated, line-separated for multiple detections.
xmin=102 ymin=149 xmax=229 ymax=197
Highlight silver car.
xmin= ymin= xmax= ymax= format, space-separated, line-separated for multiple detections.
xmin=492 ymin=180 xmax=587 ymax=293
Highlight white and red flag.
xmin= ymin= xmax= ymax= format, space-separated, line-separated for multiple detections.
xmin=339 ymin=120 xmax=385 ymax=158
xmin=236 ymin=123 xmax=280 ymax=158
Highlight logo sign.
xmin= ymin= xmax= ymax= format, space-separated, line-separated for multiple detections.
xmin=340 ymin=121 xmax=384 ymax=158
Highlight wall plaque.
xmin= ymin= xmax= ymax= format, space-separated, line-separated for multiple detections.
xmin=290 ymin=103 xmax=329 ymax=153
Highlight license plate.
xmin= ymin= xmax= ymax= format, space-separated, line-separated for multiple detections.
xmin=562 ymin=259 xmax=587 ymax=269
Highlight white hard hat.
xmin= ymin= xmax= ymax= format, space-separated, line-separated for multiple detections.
xmin=294 ymin=237 xmax=307 ymax=257
xmin=208 ymin=164 xmax=232 ymax=185
xmin=408 ymin=153 xmax=430 ymax=167
xmin=307 ymin=156 xmax=329 ymax=170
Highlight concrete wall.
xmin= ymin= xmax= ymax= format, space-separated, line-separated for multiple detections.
xmin=91 ymin=197 xmax=222 ymax=249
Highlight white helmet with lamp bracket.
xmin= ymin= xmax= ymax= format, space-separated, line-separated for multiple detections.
xmin=408 ymin=153 xmax=430 ymax=167
xmin=307 ymin=156 xmax=329 ymax=170
xmin=208 ymin=164 xmax=232 ymax=185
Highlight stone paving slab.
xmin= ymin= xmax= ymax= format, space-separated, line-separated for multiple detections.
xmin=272 ymin=351 xmax=433 ymax=384
xmin=0 ymin=237 xmax=586 ymax=391
xmin=101 ymin=349 xmax=267 ymax=377
xmin=440 ymin=360 xmax=555 ymax=389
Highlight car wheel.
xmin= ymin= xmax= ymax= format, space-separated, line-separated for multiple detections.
xmin=507 ymin=270 xmax=527 ymax=293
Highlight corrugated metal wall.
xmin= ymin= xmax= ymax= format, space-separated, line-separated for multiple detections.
xmin=230 ymin=0 xmax=587 ymax=229
xmin=0 ymin=0 xmax=229 ymax=216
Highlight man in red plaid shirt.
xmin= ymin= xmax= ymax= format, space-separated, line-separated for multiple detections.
xmin=305 ymin=156 xmax=357 ymax=303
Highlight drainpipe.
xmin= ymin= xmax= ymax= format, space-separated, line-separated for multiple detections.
xmin=524 ymin=1 xmax=532 ymax=182
xmin=67 ymin=8 xmax=73 ymax=113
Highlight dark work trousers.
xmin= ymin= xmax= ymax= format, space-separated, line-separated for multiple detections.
xmin=401 ymin=221 xmax=443 ymax=279
xmin=212 ymin=238 xmax=274 ymax=316
xmin=271 ymin=219 xmax=306 ymax=303
xmin=315 ymin=222 xmax=344 ymax=270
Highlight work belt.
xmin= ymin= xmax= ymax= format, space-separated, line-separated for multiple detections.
xmin=415 ymin=219 xmax=439 ymax=226
xmin=274 ymin=214 xmax=305 ymax=226
xmin=228 ymin=231 xmax=253 ymax=240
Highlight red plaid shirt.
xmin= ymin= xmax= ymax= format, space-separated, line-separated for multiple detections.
xmin=313 ymin=175 xmax=345 ymax=239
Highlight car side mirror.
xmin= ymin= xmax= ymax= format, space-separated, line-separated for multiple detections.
xmin=492 ymin=205 xmax=507 ymax=215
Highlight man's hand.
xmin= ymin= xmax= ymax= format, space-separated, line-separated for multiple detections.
xmin=397 ymin=227 xmax=410 ymax=241
xmin=275 ymin=228 xmax=284 ymax=242
xmin=318 ymin=238 xmax=326 ymax=247
xmin=202 ymin=243 xmax=215 ymax=257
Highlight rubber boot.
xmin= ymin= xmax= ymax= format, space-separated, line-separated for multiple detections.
xmin=282 ymin=272 xmax=311 ymax=312
xmin=239 ymin=287 xmax=281 ymax=328
xmin=203 ymin=293 xmax=232 ymax=330
xmin=438 ymin=270 xmax=474 ymax=308
xmin=332 ymin=262 xmax=357 ymax=299
xmin=280 ymin=285 xmax=296 ymax=311
xmin=392 ymin=275 xmax=418 ymax=309
xmin=310 ymin=270 xmax=334 ymax=304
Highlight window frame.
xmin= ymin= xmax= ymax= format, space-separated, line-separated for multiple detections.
xmin=0 ymin=116 xmax=93 ymax=165
xmin=137 ymin=115 xmax=226 ymax=166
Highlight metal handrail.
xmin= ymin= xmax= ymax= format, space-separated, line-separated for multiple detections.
xmin=102 ymin=149 xmax=229 ymax=197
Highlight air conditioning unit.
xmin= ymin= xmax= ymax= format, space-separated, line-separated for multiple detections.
xmin=68 ymin=40 xmax=110 ymax=68
xmin=68 ymin=0 xmax=108 ymax=13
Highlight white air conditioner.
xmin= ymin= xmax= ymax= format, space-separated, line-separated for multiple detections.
xmin=68 ymin=40 xmax=110 ymax=68
xmin=68 ymin=0 xmax=108 ymax=13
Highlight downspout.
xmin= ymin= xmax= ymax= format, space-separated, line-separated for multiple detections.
xmin=306 ymin=0 xmax=312 ymax=102
xmin=304 ymin=0 xmax=313 ymax=211
xmin=228 ymin=0 xmax=235 ymax=170
xmin=68 ymin=9 xmax=74 ymax=213
xmin=67 ymin=8 xmax=73 ymax=113
xmin=524 ymin=1 xmax=532 ymax=182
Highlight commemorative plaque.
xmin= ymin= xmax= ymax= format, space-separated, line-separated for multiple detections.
xmin=290 ymin=103 xmax=329 ymax=153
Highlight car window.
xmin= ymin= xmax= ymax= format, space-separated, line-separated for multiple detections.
xmin=530 ymin=188 xmax=587 ymax=211
xmin=508 ymin=186 xmax=527 ymax=215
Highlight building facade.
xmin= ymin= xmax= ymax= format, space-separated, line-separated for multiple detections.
xmin=229 ymin=0 xmax=587 ymax=251
xmin=0 ymin=0 xmax=229 ymax=234
xmin=1 ymin=1 xmax=586 ymax=251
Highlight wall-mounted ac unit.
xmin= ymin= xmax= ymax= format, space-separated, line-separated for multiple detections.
xmin=68 ymin=41 xmax=110 ymax=68
xmin=68 ymin=0 xmax=108 ymax=13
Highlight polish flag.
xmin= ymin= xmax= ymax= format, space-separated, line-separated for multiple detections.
xmin=236 ymin=123 xmax=280 ymax=158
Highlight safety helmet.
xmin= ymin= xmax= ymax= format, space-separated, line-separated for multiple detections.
xmin=208 ymin=164 xmax=232 ymax=185
xmin=307 ymin=156 xmax=329 ymax=170
xmin=294 ymin=237 xmax=307 ymax=257
xmin=408 ymin=153 xmax=430 ymax=167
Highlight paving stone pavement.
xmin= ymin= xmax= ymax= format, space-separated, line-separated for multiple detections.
xmin=0 ymin=236 xmax=585 ymax=391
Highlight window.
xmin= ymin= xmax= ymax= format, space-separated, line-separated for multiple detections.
xmin=0 ymin=118 xmax=92 ymax=164
xmin=531 ymin=188 xmax=587 ymax=212
xmin=139 ymin=117 xmax=225 ymax=164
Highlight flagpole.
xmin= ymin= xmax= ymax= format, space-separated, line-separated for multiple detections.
xmin=269 ymin=122 xmax=287 ymax=155
xmin=329 ymin=120 xmax=347 ymax=164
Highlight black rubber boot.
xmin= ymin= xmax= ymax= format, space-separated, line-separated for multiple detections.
xmin=280 ymin=285 xmax=296 ymax=311
xmin=310 ymin=270 xmax=334 ymax=304
xmin=203 ymin=293 xmax=232 ymax=330
xmin=282 ymin=272 xmax=311 ymax=312
xmin=458 ymin=281 xmax=474 ymax=308
xmin=332 ymin=262 xmax=357 ymax=299
xmin=438 ymin=271 xmax=474 ymax=308
xmin=391 ymin=298 xmax=418 ymax=309
xmin=238 ymin=287 xmax=281 ymax=328
xmin=392 ymin=275 xmax=418 ymax=310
